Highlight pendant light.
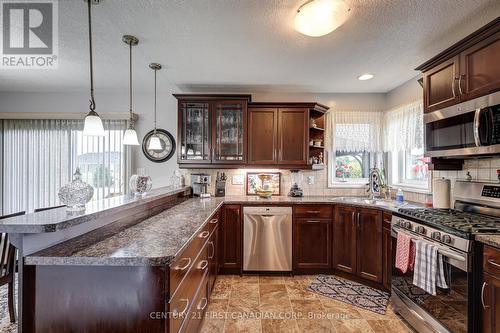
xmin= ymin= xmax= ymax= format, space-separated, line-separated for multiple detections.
xmin=83 ymin=0 xmax=105 ymax=137
xmin=122 ymin=35 xmax=140 ymax=145
xmin=148 ymin=63 xmax=163 ymax=151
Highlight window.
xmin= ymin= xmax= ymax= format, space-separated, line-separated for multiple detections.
xmin=328 ymin=110 xmax=383 ymax=187
xmin=384 ymin=100 xmax=430 ymax=192
xmin=1 ymin=119 xmax=129 ymax=214
xmin=334 ymin=151 xmax=378 ymax=183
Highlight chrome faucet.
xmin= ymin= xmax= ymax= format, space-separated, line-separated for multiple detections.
xmin=367 ymin=167 xmax=386 ymax=199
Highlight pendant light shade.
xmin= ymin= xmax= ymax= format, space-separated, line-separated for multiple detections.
xmin=295 ymin=0 xmax=350 ymax=37
xmin=148 ymin=135 xmax=162 ymax=150
xmin=83 ymin=110 xmax=105 ymax=136
xmin=123 ymin=127 xmax=140 ymax=145
xmin=83 ymin=0 xmax=104 ymax=136
xmin=122 ymin=35 xmax=140 ymax=146
xmin=147 ymin=63 xmax=163 ymax=151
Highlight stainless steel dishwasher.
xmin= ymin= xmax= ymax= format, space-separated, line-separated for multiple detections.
xmin=243 ymin=206 xmax=292 ymax=271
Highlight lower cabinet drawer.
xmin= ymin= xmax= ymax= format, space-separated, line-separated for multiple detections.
xmin=484 ymin=245 xmax=500 ymax=276
xmin=169 ymin=243 xmax=209 ymax=333
xmin=294 ymin=204 xmax=333 ymax=219
xmin=182 ymin=273 xmax=209 ymax=333
xmin=170 ymin=224 xmax=212 ymax=299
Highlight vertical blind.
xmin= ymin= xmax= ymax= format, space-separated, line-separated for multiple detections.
xmin=1 ymin=119 xmax=129 ymax=215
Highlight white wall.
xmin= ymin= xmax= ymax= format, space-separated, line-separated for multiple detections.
xmin=386 ymin=75 xmax=422 ymax=109
xmin=0 ymin=87 xmax=181 ymax=189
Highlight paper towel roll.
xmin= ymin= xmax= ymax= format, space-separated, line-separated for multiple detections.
xmin=433 ymin=178 xmax=451 ymax=208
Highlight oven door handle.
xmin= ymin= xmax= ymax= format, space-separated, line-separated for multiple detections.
xmin=392 ymin=226 xmax=466 ymax=262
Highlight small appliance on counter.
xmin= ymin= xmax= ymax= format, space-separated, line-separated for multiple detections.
xmin=288 ymin=170 xmax=303 ymax=197
xmin=191 ymin=173 xmax=211 ymax=198
xmin=215 ymin=172 xmax=227 ymax=197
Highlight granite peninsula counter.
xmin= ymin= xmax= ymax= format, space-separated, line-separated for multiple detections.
xmin=25 ymin=195 xmax=418 ymax=267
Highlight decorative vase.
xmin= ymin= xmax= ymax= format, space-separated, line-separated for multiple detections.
xmin=129 ymin=174 xmax=152 ymax=196
xmin=58 ymin=168 xmax=94 ymax=212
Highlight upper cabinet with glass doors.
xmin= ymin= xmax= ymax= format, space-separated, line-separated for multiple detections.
xmin=175 ymin=95 xmax=250 ymax=166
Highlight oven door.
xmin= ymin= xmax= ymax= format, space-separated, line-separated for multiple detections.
xmin=391 ymin=226 xmax=470 ymax=333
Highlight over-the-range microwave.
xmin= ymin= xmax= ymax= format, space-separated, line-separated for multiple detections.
xmin=425 ymin=91 xmax=500 ymax=158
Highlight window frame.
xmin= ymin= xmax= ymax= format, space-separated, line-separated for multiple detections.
xmin=388 ymin=150 xmax=431 ymax=193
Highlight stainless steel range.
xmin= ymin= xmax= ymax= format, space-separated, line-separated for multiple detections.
xmin=391 ymin=181 xmax=500 ymax=333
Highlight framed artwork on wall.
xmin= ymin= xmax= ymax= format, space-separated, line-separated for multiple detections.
xmin=246 ymin=172 xmax=281 ymax=196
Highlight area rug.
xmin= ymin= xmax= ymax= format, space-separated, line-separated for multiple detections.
xmin=308 ymin=274 xmax=389 ymax=314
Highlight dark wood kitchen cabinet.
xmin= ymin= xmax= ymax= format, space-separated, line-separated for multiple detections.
xmin=293 ymin=205 xmax=332 ymax=273
xmin=417 ymin=18 xmax=500 ymax=113
xmin=333 ymin=206 xmax=357 ymax=275
xmin=278 ymin=108 xmax=309 ymax=165
xmin=247 ymin=102 xmax=329 ymax=168
xmin=459 ymin=31 xmax=500 ymax=101
xmin=382 ymin=212 xmax=393 ymax=291
xmin=357 ymin=208 xmax=383 ymax=283
xmin=333 ymin=205 xmax=383 ymax=285
xmin=175 ymin=94 xmax=251 ymax=167
xmin=247 ymin=107 xmax=278 ymax=165
xmin=220 ymin=204 xmax=242 ymax=274
xmin=422 ymin=56 xmax=461 ymax=113
xmin=482 ymin=245 xmax=500 ymax=333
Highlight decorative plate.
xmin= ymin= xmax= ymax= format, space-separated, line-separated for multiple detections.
xmin=141 ymin=129 xmax=176 ymax=163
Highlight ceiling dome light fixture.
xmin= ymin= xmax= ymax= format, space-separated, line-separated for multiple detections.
xmin=358 ymin=73 xmax=374 ymax=81
xmin=148 ymin=63 xmax=163 ymax=151
xmin=295 ymin=0 xmax=350 ymax=37
xmin=83 ymin=0 xmax=105 ymax=137
xmin=122 ymin=35 xmax=140 ymax=146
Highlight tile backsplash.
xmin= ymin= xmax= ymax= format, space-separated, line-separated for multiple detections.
xmin=182 ymin=168 xmax=428 ymax=202
xmin=181 ymin=157 xmax=500 ymax=204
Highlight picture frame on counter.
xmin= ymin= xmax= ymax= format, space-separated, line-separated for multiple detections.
xmin=246 ymin=172 xmax=281 ymax=196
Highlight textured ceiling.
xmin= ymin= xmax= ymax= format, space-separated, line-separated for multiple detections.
xmin=1 ymin=0 xmax=499 ymax=93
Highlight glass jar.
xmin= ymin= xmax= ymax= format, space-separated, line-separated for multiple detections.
xmin=58 ymin=168 xmax=94 ymax=211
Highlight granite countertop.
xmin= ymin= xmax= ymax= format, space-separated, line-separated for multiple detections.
xmin=0 ymin=186 xmax=190 ymax=234
xmin=476 ymin=235 xmax=500 ymax=249
xmin=26 ymin=195 xmax=419 ymax=267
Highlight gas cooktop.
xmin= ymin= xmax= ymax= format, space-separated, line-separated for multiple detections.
xmin=396 ymin=208 xmax=500 ymax=235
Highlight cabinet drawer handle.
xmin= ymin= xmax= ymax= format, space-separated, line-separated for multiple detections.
xmin=306 ymin=220 xmax=321 ymax=223
xmin=306 ymin=210 xmax=320 ymax=214
xmin=487 ymin=259 xmax=500 ymax=269
xmin=198 ymin=260 xmax=209 ymax=270
xmin=210 ymin=218 xmax=218 ymax=224
xmin=199 ymin=231 xmax=210 ymax=239
xmin=209 ymin=241 xmax=215 ymax=259
xmin=175 ymin=258 xmax=191 ymax=271
xmin=482 ymin=282 xmax=490 ymax=309
xmin=178 ymin=298 xmax=190 ymax=316
xmin=197 ymin=297 xmax=208 ymax=311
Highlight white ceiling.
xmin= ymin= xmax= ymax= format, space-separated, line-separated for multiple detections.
xmin=1 ymin=0 xmax=499 ymax=94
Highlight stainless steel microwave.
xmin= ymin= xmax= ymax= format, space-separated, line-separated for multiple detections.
xmin=425 ymin=91 xmax=500 ymax=158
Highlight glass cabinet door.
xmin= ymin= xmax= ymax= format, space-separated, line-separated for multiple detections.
xmin=179 ymin=102 xmax=210 ymax=161
xmin=213 ymin=101 xmax=246 ymax=162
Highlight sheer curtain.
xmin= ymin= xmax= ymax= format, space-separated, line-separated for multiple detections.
xmin=383 ymin=100 xmax=424 ymax=152
xmin=2 ymin=119 xmax=129 ymax=214
xmin=331 ymin=110 xmax=383 ymax=152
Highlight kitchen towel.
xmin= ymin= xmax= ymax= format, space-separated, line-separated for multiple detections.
xmin=395 ymin=231 xmax=414 ymax=273
xmin=433 ymin=178 xmax=451 ymax=209
xmin=412 ymin=239 xmax=448 ymax=295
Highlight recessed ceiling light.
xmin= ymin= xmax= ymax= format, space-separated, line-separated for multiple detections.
xmin=358 ymin=74 xmax=374 ymax=81
xmin=295 ymin=0 xmax=350 ymax=37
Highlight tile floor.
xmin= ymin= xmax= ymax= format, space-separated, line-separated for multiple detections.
xmin=200 ymin=275 xmax=414 ymax=333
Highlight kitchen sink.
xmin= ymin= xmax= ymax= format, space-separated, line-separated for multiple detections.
xmin=330 ymin=197 xmax=396 ymax=206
